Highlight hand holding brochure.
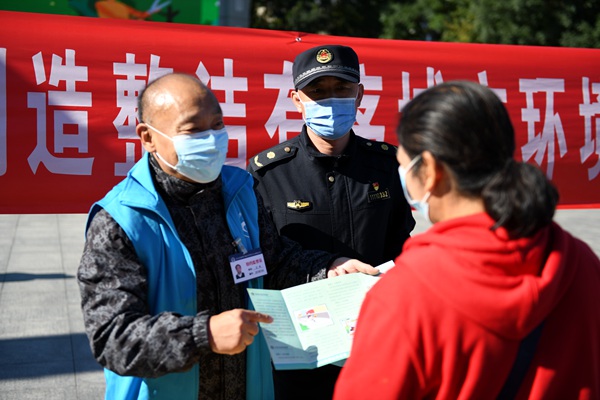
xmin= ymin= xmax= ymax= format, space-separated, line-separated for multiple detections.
xmin=247 ymin=260 xmax=394 ymax=370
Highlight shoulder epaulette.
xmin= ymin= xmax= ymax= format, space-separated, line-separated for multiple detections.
xmin=250 ymin=143 xmax=298 ymax=171
xmin=357 ymin=137 xmax=397 ymax=156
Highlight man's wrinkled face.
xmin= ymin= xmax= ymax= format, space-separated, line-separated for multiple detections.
xmin=138 ymin=75 xmax=224 ymax=182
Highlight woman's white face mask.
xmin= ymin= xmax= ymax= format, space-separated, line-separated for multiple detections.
xmin=398 ymin=154 xmax=431 ymax=223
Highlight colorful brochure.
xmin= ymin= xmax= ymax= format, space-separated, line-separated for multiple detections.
xmin=247 ymin=261 xmax=394 ymax=370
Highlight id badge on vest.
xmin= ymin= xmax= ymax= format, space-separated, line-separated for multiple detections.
xmin=229 ymin=245 xmax=267 ymax=284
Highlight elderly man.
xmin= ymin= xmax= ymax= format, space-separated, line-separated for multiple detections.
xmin=248 ymin=45 xmax=416 ymax=399
xmin=77 ymin=73 xmax=375 ymax=400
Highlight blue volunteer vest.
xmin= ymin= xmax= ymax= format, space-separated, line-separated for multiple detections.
xmin=86 ymin=153 xmax=274 ymax=400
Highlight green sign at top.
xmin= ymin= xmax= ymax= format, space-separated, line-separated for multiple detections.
xmin=0 ymin=0 xmax=220 ymax=25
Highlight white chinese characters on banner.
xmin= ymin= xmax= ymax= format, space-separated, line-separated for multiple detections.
xmin=353 ymin=64 xmax=385 ymax=142
xmin=477 ymin=71 xmax=508 ymax=103
xmin=197 ymin=58 xmax=248 ymax=169
xmin=398 ymin=68 xmax=508 ymax=113
xmin=580 ymin=77 xmax=600 ymax=180
xmin=11 ymin=50 xmax=597 ymax=187
xmin=264 ymin=60 xmax=302 ymax=144
xmin=113 ymin=53 xmax=173 ymax=176
xmin=27 ymin=49 xmax=94 ymax=175
xmin=520 ymin=78 xmax=567 ymax=180
xmin=398 ymin=67 xmax=445 ymax=111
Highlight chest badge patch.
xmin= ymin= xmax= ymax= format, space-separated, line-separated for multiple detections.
xmin=287 ymin=200 xmax=312 ymax=210
xmin=368 ymin=182 xmax=391 ymax=203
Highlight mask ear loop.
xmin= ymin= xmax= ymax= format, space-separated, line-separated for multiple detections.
xmin=405 ymin=154 xmax=423 ymax=174
xmin=153 ymin=150 xmax=179 ymax=172
xmin=143 ymin=122 xmax=182 ymax=173
xmin=144 ymin=122 xmax=172 ymax=142
xmin=408 ymin=154 xmax=432 ymax=223
xmin=399 ymin=153 xmax=428 ymax=204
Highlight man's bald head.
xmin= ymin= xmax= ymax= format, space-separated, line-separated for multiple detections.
xmin=138 ymin=73 xmax=214 ymax=124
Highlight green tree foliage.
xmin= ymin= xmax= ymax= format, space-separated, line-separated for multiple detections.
xmin=251 ymin=0 xmax=600 ymax=48
xmin=378 ymin=0 xmax=477 ymax=42
xmin=470 ymin=0 xmax=600 ymax=47
xmin=251 ymin=0 xmax=388 ymax=38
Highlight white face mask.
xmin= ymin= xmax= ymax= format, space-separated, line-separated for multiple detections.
xmin=146 ymin=122 xmax=229 ymax=183
xmin=398 ymin=154 xmax=432 ymax=223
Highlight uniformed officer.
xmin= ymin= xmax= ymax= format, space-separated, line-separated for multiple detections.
xmin=248 ymin=44 xmax=415 ymax=400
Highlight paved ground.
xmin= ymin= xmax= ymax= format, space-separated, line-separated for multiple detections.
xmin=0 ymin=210 xmax=598 ymax=399
xmin=0 ymin=214 xmax=104 ymax=400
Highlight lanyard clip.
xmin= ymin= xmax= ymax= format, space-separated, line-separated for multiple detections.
xmin=232 ymin=238 xmax=248 ymax=254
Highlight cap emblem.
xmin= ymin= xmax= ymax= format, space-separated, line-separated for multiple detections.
xmin=316 ymin=49 xmax=333 ymax=64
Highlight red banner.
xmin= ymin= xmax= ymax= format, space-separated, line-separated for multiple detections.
xmin=1 ymin=10 xmax=599 ymax=213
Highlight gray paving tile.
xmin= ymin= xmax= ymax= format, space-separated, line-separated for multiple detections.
xmin=0 ymin=387 xmax=78 ymax=400
xmin=3 ymin=252 xmax=63 ymax=272
xmin=10 ymin=238 xmax=60 ymax=254
xmin=0 ymin=316 xmax=71 ymax=338
xmin=0 ymin=285 xmax=67 ymax=310
xmin=554 ymin=209 xmax=600 ymax=256
xmin=0 ymin=214 xmax=18 ymax=235
xmin=0 ymin=234 xmax=14 ymax=247
xmin=0 ymin=360 xmax=78 ymax=399
xmin=0 ymin=334 xmax=73 ymax=366
xmin=0 ymin=245 xmax=11 ymax=272
xmin=59 ymin=218 xmax=87 ymax=240
xmin=76 ymin=382 xmax=106 ymax=400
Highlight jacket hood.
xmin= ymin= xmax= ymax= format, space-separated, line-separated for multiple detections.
xmin=400 ymin=212 xmax=580 ymax=340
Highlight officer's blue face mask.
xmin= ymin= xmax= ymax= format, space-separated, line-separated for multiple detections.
xmin=300 ymin=97 xmax=357 ymax=140
xmin=145 ymin=122 xmax=229 ymax=184
xmin=398 ymin=154 xmax=432 ymax=223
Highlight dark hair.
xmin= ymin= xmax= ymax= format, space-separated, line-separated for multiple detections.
xmin=396 ymin=80 xmax=558 ymax=238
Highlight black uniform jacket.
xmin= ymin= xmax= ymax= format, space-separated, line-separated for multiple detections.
xmin=248 ymin=127 xmax=415 ymax=267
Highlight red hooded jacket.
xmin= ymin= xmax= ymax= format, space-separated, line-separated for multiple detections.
xmin=334 ymin=213 xmax=600 ymax=399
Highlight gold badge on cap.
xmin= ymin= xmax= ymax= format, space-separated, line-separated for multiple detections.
xmin=316 ymin=48 xmax=333 ymax=64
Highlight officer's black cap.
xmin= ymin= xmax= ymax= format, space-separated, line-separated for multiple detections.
xmin=292 ymin=45 xmax=360 ymax=90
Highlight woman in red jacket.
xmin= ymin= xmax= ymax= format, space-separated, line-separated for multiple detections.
xmin=334 ymin=81 xmax=600 ymax=399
